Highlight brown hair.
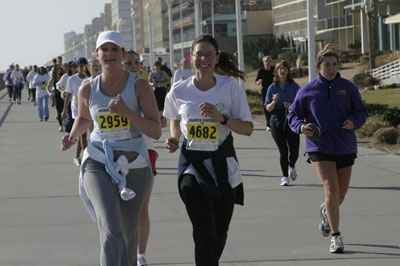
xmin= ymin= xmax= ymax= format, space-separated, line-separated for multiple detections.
xmin=191 ymin=34 xmax=246 ymax=80
xmin=273 ymin=60 xmax=294 ymax=84
xmin=316 ymin=43 xmax=339 ymax=67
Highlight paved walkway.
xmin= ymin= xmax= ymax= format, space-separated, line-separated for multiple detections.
xmin=0 ymin=89 xmax=399 ymax=266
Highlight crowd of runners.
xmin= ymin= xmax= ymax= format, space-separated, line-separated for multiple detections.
xmin=3 ymin=31 xmax=369 ymax=266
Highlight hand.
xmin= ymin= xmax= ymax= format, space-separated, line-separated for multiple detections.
xmin=108 ymin=94 xmax=129 ymax=117
xmin=160 ymin=115 xmax=167 ymax=128
xmin=272 ymin=93 xmax=279 ymax=103
xmin=61 ymin=134 xmax=77 ymax=151
xmin=256 ymin=79 xmax=263 ymax=85
xmin=61 ymin=111 xmax=66 ymax=121
xmin=199 ymin=102 xmax=222 ymax=122
xmin=283 ymin=101 xmax=291 ymax=108
xmin=165 ymin=137 xmax=179 ymax=153
xmin=300 ymin=124 xmax=314 ymax=137
xmin=342 ymin=120 xmax=354 ymax=130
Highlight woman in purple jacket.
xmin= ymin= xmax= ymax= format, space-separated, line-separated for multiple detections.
xmin=287 ymin=44 xmax=368 ymax=254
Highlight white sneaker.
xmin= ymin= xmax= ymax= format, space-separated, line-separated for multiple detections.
xmin=266 ymin=126 xmax=271 ymax=132
xmin=330 ymin=234 xmax=344 ymax=253
xmin=319 ymin=203 xmax=331 ymax=237
xmin=137 ymin=254 xmax=148 ymax=266
xmin=73 ymin=157 xmax=81 ymax=167
xmin=58 ymin=126 xmax=63 ymax=132
xmin=280 ymin=176 xmax=290 ymax=186
xmin=289 ymin=166 xmax=297 ymax=181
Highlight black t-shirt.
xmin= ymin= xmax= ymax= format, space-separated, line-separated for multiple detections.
xmin=255 ymin=66 xmax=275 ymax=90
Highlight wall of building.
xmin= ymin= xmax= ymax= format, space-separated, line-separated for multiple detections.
xmin=246 ymin=10 xmax=273 ymax=35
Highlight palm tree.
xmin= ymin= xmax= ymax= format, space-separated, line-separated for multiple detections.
xmin=365 ymin=0 xmax=378 ymax=70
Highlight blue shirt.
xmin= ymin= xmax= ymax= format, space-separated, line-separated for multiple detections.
xmin=264 ymin=81 xmax=300 ymax=110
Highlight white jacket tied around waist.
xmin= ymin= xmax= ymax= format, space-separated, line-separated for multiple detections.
xmin=79 ymin=143 xmax=149 ymax=222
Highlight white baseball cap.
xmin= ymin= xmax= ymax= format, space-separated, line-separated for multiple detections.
xmin=96 ymin=31 xmax=124 ymax=50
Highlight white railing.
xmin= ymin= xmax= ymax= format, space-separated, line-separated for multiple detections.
xmin=369 ymin=59 xmax=400 ymax=85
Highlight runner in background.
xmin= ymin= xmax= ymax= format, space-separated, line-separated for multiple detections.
xmin=46 ymin=64 xmax=65 ymax=131
xmin=26 ymin=65 xmax=38 ymax=105
xmin=4 ymin=65 xmax=15 ymax=102
xmin=32 ymin=67 xmax=50 ymax=121
xmin=62 ymin=58 xmax=89 ymax=167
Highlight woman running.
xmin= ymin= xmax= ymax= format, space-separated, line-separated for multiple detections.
xmin=46 ymin=64 xmax=65 ymax=131
xmin=288 ymin=44 xmax=368 ymax=253
xmin=264 ymin=60 xmax=300 ymax=186
xmin=60 ymin=30 xmax=161 ymax=266
xmin=62 ymin=57 xmax=89 ymax=167
xmin=32 ymin=67 xmax=50 ymax=121
xmin=164 ymin=34 xmax=253 ymax=266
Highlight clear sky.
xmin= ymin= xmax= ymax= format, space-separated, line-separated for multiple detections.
xmin=0 ymin=0 xmax=110 ymax=71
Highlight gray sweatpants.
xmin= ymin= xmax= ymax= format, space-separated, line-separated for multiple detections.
xmin=82 ymin=154 xmax=152 ymax=266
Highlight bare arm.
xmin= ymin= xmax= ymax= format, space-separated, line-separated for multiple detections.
xmin=61 ymin=83 xmax=92 ymax=150
xmin=199 ymin=102 xmax=253 ymax=136
xmin=108 ymin=78 xmax=161 ymax=140
xmin=165 ymin=119 xmax=181 ymax=153
xmin=266 ymin=93 xmax=279 ymax=112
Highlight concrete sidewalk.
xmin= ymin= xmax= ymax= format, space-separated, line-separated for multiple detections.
xmin=0 ymin=89 xmax=399 ymax=266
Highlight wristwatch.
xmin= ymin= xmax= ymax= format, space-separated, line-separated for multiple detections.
xmin=220 ymin=114 xmax=230 ymax=125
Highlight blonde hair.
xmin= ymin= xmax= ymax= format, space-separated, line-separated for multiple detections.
xmin=316 ymin=43 xmax=339 ymax=67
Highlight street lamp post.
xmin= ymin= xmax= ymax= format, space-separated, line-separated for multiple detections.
xmin=166 ymin=0 xmax=174 ymax=70
xmin=235 ymin=0 xmax=244 ymax=87
xmin=131 ymin=10 xmax=136 ymax=51
xmin=307 ymin=0 xmax=316 ymax=81
xmin=145 ymin=3 xmax=154 ymax=66
xmin=194 ymin=0 xmax=200 ymax=37
xmin=179 ymin=0 xmax=184 ymax=59
xmin=211 ymin=0 xmax=214 ymax=37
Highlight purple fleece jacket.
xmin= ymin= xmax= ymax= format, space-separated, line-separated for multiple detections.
xmin=287 ymin=74 xmax=369 ymax=155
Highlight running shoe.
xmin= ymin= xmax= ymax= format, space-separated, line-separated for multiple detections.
xmin=137 ymin=254 xmax=148 ymax=266
xmin=330 ymin=234 xmax=344 ymax=253
xmin=58 ymin=126 xmax=63 ymax=132
xmin=73 ymin=157 xmax=81 ymax=167
xmin=280 ymin=176 xmax=290 ymax=186
xmin=319 ymin=203 xmax=331 ymax=237
xmin=266 ymin=126 xmax=271 ymax=132
xmin=289 ymin=166 xmax=297 ymax=181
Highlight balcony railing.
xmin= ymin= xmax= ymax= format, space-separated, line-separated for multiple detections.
xmin=326 ymin=0 xmax=345 ymax=4
xmin=317 ymin=14 xmax=353 ymax=31
xmin=272 ymin=0 xmax=305 ymax=8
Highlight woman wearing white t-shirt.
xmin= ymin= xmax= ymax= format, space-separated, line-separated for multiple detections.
xmin=11 ymin=64 xmax=24 ymax=104
xmin=172 ymin=58 xmax=194 ymax=84
xmin=61 ymin=57 xmax=89 ymax=167
xmin=32 ymin=67 xmax=50 ymax=121
xmin=164 ymin=35 xmax=253 ymax=266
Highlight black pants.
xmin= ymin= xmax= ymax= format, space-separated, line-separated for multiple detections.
xmin=29 ymin=88 xmax=36 ymax=102
xmin=154 ymin=87 xmax=167 ymax=112
xmin=13 ymin=83 xmax=23 ymax=102
xmin=7 ymin=85 xmax=14 ymax=99
xmin=180 ymin=174 xmax=234 ymax=266
xmin=270 ymin=115 xmax=300 ymax=177
xmin=53 ymin=90 xmax=64 ymax=126
xmin=261 ymin=87 xmax=271 ymax=127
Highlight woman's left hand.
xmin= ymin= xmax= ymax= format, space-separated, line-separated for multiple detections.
xmin=108 ymin=94 xmax=129 ymax=117
xmin=283 ymin=101 xmax=291 ymax=108
xmin=199 ymin=102 xmax=223 ymax=123
xmin=342 ymin=119 xmax=354 ymax=130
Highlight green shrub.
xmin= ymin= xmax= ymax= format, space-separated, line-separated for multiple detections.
xmin=246 ymin=89 xmax=264 ymax=115
xmin=364 ymin=103 xmax=400 ymax=127
xmin=357 ymin=117 xmax=390 ymax=138
xmin=373 ymin=127 xmax=399 ymax=144
xmin=360 ymin=55 xmax=369 ymax=64
xmin=291 ymin=67 xmax=308 ymax=77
